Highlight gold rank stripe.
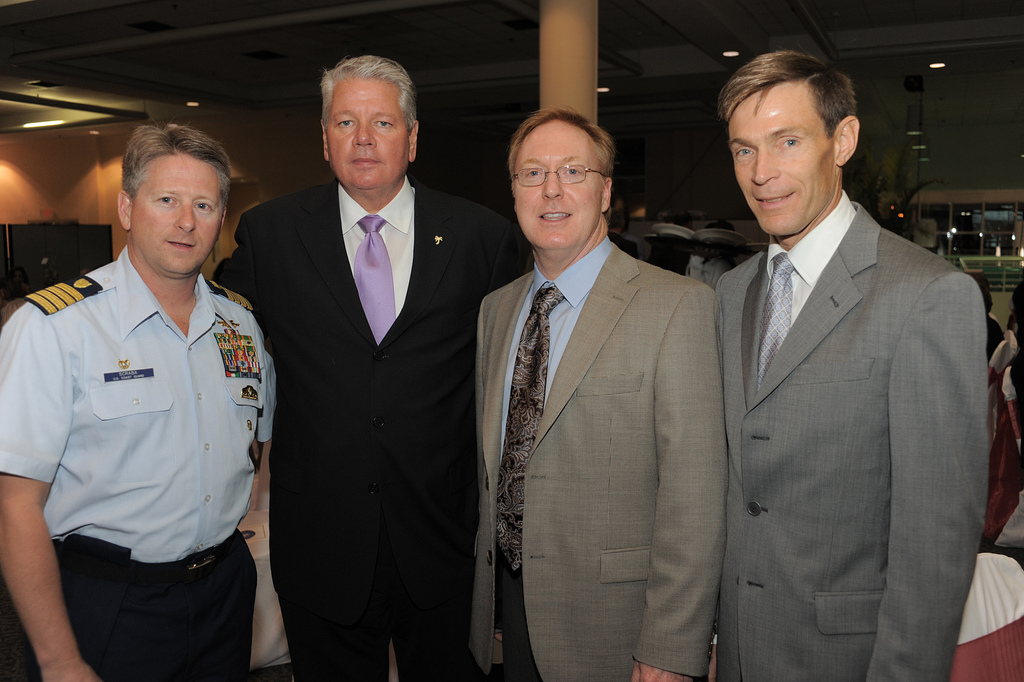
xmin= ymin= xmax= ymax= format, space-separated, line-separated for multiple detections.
xmin=225 ymin=289 xmax=252 ymax=310
xmin=26 ymin=283 xmax=86 ymax=314
xmin=25 ymin=276 xmax=101 ymax=315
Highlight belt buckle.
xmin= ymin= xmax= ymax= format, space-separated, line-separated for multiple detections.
xmin=186 ymin=554 xmax=217 ymax=572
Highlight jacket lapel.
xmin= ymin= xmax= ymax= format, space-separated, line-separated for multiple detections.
xmin=742 ymin=253 xmax=768 ymax=409
xmin=293 ymin=182 xmax=376 ymax=343
xmin=381 ymin=178 xmax=456 ymax=345
xmin=749 ymin=207 xmax=878 ymax=409
xmin=482 ymin=276 xmax=533 ymax=476
xmin=535 ymin=249 xmax=639 ymax=447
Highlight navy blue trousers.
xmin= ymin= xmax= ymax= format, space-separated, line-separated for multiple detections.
xmin=25 ymin=531 xmax=256 ymax=682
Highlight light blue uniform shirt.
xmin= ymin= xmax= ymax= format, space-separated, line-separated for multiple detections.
xmin=0 ymin=249 xmax=276 ymax=562
xmin=499 ymin=238 xmax=614 ymax=442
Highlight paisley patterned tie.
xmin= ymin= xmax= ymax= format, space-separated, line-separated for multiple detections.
xmin=496 ymin=284 xmax=565 ymax=570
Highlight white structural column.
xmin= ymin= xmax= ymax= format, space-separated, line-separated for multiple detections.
xmin=539 ymin=0 xmax=598 ymax=122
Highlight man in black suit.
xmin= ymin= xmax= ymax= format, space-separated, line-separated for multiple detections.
xmin=221 ymin=55 xmax=518 ymax=680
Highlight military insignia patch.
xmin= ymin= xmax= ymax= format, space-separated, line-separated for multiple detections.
xmin=215 ymin=329 xmax=261 ymax=379
xmin=25 ymin=276 xmax=102 ymax=315
xmin=241 ymin=385 xmax=258 ymax=401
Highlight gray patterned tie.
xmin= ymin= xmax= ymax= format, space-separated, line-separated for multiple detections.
xmin=496 ymin=284 xmax=565 ymax=570
xmin=758 ymin=252 xmax=795 ymax=385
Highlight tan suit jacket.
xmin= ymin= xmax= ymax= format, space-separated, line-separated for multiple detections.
xmin=469 ymin=247 xmax=727 ymax=680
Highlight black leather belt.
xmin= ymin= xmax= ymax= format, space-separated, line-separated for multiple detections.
xmin=55 ymin=531 xmax=237 ymax=585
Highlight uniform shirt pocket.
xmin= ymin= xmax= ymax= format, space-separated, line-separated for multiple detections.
xmin=91 ymin=381 xmax=174 ymax=419
xmin=88 ymin=381 xmax=176 ymax=481
xmin=222 ymin=377 xmax=262 ymax=465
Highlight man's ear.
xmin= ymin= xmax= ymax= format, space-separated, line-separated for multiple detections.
xmin=834 ymin=115 xmax=860 ymax=168
xmin=117 ymin=191 xmax=133 ymax=233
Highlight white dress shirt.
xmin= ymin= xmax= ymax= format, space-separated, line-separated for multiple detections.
xmin=338 ymin=177 xmax=416 ymax=316
xmin=765 ymin=191 xmax=856 ymax=322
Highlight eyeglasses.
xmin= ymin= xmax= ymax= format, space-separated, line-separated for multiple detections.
xmin=512 ymin=164 xmax=604 ymax=187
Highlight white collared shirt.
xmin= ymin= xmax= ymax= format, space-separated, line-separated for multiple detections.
xmin=765 ymin=191 xmax=856 ymax=322
xmin=338 ymin=178 xmax=416 ymax=316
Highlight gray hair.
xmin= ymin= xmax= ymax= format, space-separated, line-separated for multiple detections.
xmin=320 ymin=55 xmax=417 ymax=130
xmin=121 ymin=122 xmax=231 ymax=208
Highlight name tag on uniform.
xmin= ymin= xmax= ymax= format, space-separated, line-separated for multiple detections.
xmin=103 ymin=368 xmax=155 ymax=382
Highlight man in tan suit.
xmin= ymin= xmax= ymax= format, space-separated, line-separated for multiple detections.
xmin=469 ymin=107 xmax=727 ymax=681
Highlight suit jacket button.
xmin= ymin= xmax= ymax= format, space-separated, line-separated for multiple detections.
xmin=372 ymin=416 xmax=385 ymax=428
xmin=373 ymin=350 xmax=387 ymax=361
xmin=486 ymin=550 xmax=493 ymax=566
xmin=747 ymin=501 xmax=763 ymax=516
xmin=367 ymin=482 xmax=379 ymax=494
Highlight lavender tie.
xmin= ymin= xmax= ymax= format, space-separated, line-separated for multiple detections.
xmin=354 ymin=214 xmax=395 ymax=344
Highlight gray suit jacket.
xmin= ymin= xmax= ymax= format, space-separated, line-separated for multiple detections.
xmin=469 ymin=247 xmax=727 ymax=680
xmin=716 ymin=206 xmax=988 ymax=681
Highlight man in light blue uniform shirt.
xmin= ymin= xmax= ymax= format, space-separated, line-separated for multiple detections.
xmin=469 ymin=108 xmax=727 ymax=682
xmin=0 ymin=123 xmax=275 ymax=682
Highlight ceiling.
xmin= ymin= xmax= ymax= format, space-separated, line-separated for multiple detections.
xmin=0 ymin=0 xmax=1023 ymax=152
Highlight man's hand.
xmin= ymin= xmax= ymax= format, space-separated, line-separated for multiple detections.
xmin=0 ymin=474 xmax=101 ymax=682
xmin=630 ymin=660 xmax=693 ymax=682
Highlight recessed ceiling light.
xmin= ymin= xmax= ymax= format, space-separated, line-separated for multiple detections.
xmin=723 ymin=50 xmax=740 ymax=58
xmin=89 ymin=130 xmax=100 ymax=135
xmin=23 ymin=120 xmax=64 ymax=128
xmin=597 ymin=87 xmax=610 ymax=93
xmin=186 ymin=101 xmax=200 ymax=107
xmin=930 ymin=62 xmax=945 ymax=69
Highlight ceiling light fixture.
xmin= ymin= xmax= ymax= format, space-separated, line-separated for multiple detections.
xmin=186 ymin=101 xmax=199 ymax=107
xmin=929 ymin=62 xmax=946 ymax=69
xmin=23 ymin=120 xmax=64 ymax=128
xmin=596 ymin=87 xmax=610 ymax=93
xmin=723 ymin=50 xmax=740 ymax=57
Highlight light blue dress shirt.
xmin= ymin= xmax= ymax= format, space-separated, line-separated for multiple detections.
xmin=499 ymin=238 xmax=614 ymax=443
xmin=0 ymin=249 xmax=276 ymax=562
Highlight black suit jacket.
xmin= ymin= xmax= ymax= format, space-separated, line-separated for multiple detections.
xmin=222 ymin=177 xmax=518 ymax=624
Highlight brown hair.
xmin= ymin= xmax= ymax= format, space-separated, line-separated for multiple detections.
xmin=718 ymin=50 xmax=856 ymax=137
xmin=121 ymin=122 xmax=231 ymax=208
xmin=507 ymin=107 xmax=616 ymax=180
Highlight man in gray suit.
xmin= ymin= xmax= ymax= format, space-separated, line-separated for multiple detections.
xmin=469 ymin=107 xmax=726 ymax=681
xmin=715 ymin=50 xmax=988 ymax=681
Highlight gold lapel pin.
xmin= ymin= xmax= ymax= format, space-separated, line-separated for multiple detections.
xmin=434 ymin=235 xmax=443 ymax=245
xmin=118 ymin=358 xmax=130 ymax=369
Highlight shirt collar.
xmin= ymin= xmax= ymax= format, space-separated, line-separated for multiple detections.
xmin=116 ymin=248 xmax=214 ymax=342
xmin=766 ymin=190 xmax=855 ymax=286
xmin=338 ymin=177 xmax=415 ymax=235
xmin=530 ymin=238 xmax=614 ymax=308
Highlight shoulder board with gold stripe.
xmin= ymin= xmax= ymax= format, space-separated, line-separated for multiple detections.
xmin=25 ymin=277 xmax=103 ymax=315
xmin=207 ymin=280 xmax=252 ymax=311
